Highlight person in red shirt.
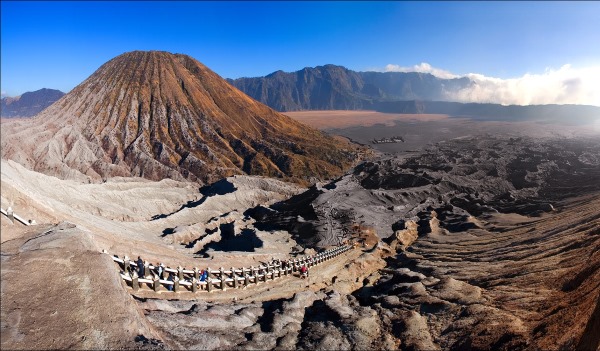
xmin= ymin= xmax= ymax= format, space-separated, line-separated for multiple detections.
xmin=300 ymin=264 xmax=308 ymax=279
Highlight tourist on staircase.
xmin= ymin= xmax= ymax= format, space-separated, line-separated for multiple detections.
xmin=167 ymin=272 xmax=175 ymax=291
xmin=136 ymin=256 xmax=145 ymax=278
xmin=200 ymin=269 xmax=208 ymax=282
xmin=300 ymin=264 xmax=309 ymax=279
xmin=155 ymin=263 xmax=164 ymax=279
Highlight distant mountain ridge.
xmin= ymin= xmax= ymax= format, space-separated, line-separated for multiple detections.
xmin=229 ymin=65 xmax=600 ymax=122
xmin=1 ymin=88 xmax=65 ymax=117
xmin=228 ymin=65 xmax=473 ymax=112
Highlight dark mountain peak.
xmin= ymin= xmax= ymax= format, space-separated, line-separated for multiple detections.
xmin=316 ymin=64 xmax=348 ymax=70
xmin=1 ymin=88 xmax=65 ymax=118
xmin=266 ymin=70 xmax=286 ymax=78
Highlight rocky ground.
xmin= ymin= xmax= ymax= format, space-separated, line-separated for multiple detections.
xmin=251 ymin=136 xmax=600 ymax=245
xmin=137 ymin=135 xmax=599 ymax=350
xmin=1 ymin=129 xmax=599 ymax=350
xmin=1 ymin=222 xmax=162 ymax=350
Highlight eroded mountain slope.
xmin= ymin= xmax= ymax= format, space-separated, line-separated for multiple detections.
xmin=1 ymin=51 xmax=363 ymax=185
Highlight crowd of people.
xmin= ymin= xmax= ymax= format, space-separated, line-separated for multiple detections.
xmin=126 ymin=256 xmax=213 ymax=291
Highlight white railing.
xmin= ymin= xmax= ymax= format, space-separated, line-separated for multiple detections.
xmin=105 ymin=244 xmax=354 ymax=293
xmin=0 ymin=207 xmax=34 ymax=226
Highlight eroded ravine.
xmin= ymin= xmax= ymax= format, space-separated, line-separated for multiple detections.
xmin=2 ymin=135 xmax=598 ymax=350
xmin=135 ymin=136 xmax=600 ymax=350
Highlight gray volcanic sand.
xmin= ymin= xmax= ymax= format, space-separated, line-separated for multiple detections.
xmin=136 ymin=132 xmax=600 ymax=350
xmin=330 ymin=119 xmax=593 ymax=154
xmin=286 ymin=110 xmax=599 ymax=154
xmin=2 ymin=112 xmax=599 ymax=350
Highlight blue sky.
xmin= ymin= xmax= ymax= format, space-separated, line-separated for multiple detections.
xmin=2 ymin=1 xmax=600 ymax=105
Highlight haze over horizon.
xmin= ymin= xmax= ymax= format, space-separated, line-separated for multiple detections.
xmin=2 ymin=1 xmax=599 ymax=106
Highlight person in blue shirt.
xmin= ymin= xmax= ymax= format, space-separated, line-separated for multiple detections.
xmin=200 ymin=269 xmax=208 ymax=282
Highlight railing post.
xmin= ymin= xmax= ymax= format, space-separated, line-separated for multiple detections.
xmin=233 ymin=268 xmax=239 ymax=289
xmin=193 ymin=267 xmax=199 ymax=280
xmin=131 ymin=273 xmax=139 ymax=291
xmin=6 ymin=207 xmax=14 ymax=223
xmin=174 ymin=277 xmax=180 ymax=292
xmin=153 ymin=276 xmax=160 ymax=292
xmin=207 ymin=267 xmax=212 ymax=278
xmin=244 ymin=274 xmax=249 ymax=287
xmin=177 ymin=266 xmax=184 ymax=281
xmin=207 ymin=278 xmax=213 ymax=293
xmin=191 ymin=277 xmax=197 ymax=293
xmin=124 ymin=256 xmax=131 ymax=274
xmin=141 ymin=261 xmax=148 ymax=279
xmin=218 ymin=267 xmax=224 ymax=288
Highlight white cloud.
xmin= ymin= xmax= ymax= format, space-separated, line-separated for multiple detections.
xmin=455 ymin=65 xmax=600 ymax=106
xmin=375 ymin=63 xmax=600 ymax=106
xmin=383 ymin=62 xmax=459 ymax=79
